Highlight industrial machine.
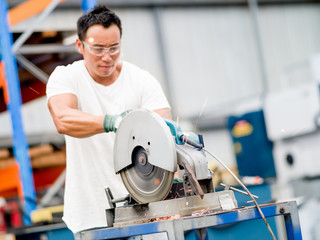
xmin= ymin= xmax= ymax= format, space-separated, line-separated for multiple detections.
xmin=80 ymin=109 xmax=302 ymax=240
xmin=106 ymin=109 xmax=238 ymax=227
xmin=264 ymin=82 xmax=320 ymax=184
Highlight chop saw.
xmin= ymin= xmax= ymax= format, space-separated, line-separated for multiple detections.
xmin=106 ymin=109 xmax=238 ymax=227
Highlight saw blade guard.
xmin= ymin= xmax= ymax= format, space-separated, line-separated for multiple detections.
xmin=113 ymin=109 xmax=177 ymax=174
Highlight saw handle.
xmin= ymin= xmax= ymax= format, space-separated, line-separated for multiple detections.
xmin=164 ymin=118 xmax=204 ymax=149
xmin=180 ymin=134 xmax=204 ymax=149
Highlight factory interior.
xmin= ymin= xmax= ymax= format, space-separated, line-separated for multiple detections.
xmin=1 ymin=0 xmax=320 ymax=239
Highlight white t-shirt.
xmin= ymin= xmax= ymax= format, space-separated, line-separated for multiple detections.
xmin=46 ymin=60 xmax=170 ymax=233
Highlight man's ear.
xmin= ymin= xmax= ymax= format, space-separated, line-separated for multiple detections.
xmin=76 ymin=38 xmax=83 ymax=54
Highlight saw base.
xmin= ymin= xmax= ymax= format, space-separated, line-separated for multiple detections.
xmin=107 ymin=190 xmax=237 ymax=228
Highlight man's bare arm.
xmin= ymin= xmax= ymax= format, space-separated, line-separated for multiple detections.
xmin=48 ymin=93 xmax=104 ymax=138
xmin=48 ymin=93 xmax=172 ymax=138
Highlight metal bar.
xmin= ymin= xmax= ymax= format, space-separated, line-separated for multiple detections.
xmin=220 ymin=183 xmax=259 ymax=199
xmin=43 ymin=0 xmax=320 ymax=8
xmin=81 ymin=0 xmax=98 ymax=12
xmin=15 ymin=53 xmax=49 ymax=83
xmin=18 ymin=44 xmax=77 ymax=54
xmin=283 ymin=202 xmax=303 ymax=239
xmin=152 ymin=7 xmax=176 ymax=114
xmin=37 ymin=169 xmax=66 ymax=208
xmin=12 ymin=0 xmax=62 ymax=53
xmin=0 ymin=0 xmax=37 ymax=225
xmin=248 ymin=0 xmax=269 ymax=98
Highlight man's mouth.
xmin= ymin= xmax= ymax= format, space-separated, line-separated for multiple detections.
xmin=100 ymin=65 xmax=112 ymax=70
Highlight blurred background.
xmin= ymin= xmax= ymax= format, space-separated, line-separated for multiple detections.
xmin=1 ymin=0 xmax=320 ymax=239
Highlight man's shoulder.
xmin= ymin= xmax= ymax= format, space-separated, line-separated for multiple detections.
xmin=53 ymin=60 xmax=84 ymax=73
xmin=122 ymin=61 xmax=153 ymax=78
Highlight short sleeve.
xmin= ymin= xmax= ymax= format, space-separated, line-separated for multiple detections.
xmin=140 ymin=73 xmax=171 ymax=110
xmin=46 ymin=65 xmax=78 ymax=101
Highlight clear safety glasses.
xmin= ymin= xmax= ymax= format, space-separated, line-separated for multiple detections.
xmin=82 ymin=41 xmax=121 ymax=56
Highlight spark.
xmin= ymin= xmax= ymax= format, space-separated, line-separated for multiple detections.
xmin=29 ymin=87 xmax=40 ymax=95
xmin=194 ymin=96 xmax=208 ymax=130
xmin=176 ymin=105 xmax=181 ymax=128
xmin=147 ymin=214 xmax=182 ymax=223
xmin=191 ymin=209 xmax=214 ymax=216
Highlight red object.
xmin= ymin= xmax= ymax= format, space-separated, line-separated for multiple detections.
xmin=33 ymin=166 xmax=65 ymax=191
xmin=5 ymin=202 xmax=22 ymax=228
xmin=0 ymin=206 xmax=6 ymax=232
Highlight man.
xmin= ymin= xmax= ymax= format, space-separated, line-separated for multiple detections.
xmin=46 ymin=5 xmax=171 ymax=235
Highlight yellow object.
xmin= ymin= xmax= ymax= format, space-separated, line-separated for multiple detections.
xmin=231 ymin=120 xmax=253 ymax=138
xmin=208 ymin=159 xmax=217 ymax=172
xmin=31 ymin=205 xmax=64 ymax=223
xmin=0 ymin=234 xmax=15 ymax=240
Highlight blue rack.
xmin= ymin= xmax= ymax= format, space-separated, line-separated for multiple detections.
xmin=0 ymin=0 xmax=37 ymax=225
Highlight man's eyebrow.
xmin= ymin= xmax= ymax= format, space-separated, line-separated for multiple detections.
xmin=92 ymin=42 xmax=120 ymax=47
xmin=91 ymin=43 xmax=105 ymax=47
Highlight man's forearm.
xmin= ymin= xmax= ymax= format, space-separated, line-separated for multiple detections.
xmin=50 ymin=107 xmax=105 ymax=138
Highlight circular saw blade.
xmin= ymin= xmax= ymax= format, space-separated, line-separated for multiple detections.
xmin=114 ymin=109 xmax=176 ymax=204
xmin=120 ymin=162 xmax=174 ymax=204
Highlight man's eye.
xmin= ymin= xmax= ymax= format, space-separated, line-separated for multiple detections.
xmin=109 ymin=47 xmax=117 ymax=52
xmin=94 ymin=48 xmax=104 ymax=53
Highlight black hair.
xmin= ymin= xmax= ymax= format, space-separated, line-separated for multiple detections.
xmin=77 ymin=5 xmax=122 ymax=41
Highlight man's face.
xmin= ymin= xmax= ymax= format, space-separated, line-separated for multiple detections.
xmin=76 ymin=24 xmax=121 ymax=83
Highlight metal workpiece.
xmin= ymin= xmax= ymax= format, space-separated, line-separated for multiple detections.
xmin=111 ymin=190 xmax=237 ymax=228
xmin=82 ymin=201 xmax=302 ymax=240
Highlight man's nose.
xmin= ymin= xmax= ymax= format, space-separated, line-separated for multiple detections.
xmin=101 ymin=51 xmax=112 ymax=61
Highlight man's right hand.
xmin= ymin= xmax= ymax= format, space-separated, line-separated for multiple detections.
xmin=103 ymin=110 xmax=131 ymax=133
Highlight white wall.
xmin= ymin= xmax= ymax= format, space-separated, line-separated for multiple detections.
xmin=259 ymin=4 xmax=320 ymax=91
xmin=7 ymin=3 xmax=320 ymax=162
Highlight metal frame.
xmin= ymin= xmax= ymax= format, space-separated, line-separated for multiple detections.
xmin=82 ymin=201 xmax=302 ymax=240
xmin=0 ymin=0 xmax=37 ymax=225
xmin=16 ymin=0 xmax=320 ymax=8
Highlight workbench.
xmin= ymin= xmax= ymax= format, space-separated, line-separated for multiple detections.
xmin=82 ymin=201 xmax=302 ymax=240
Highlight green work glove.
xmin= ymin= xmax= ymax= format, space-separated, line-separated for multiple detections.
xmin=103 ymin=110 xmax=131 ymax=133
